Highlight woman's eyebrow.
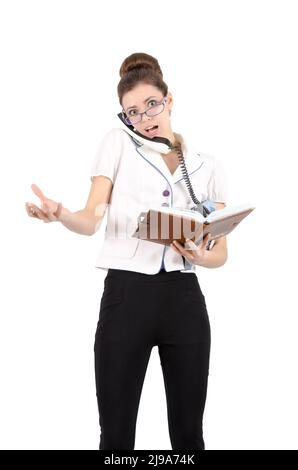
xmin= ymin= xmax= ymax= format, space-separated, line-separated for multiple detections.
xmin=126 ymin=96 xmax=158 ymax=111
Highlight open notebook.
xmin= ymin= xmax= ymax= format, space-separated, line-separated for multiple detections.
xmin=132 ymin=203 xmax=255 ymax=249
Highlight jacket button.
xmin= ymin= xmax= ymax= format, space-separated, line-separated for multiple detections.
xmin=162 ymin=189 xmax=170 ymax=196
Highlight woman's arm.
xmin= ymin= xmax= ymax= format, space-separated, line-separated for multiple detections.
xmin=60 ymin=175 xmax=113 ymax=236
xmin=26 ymin=177 xmax=112 ymax=236
xmin=59 ymin=208 xmax=103 ymax=236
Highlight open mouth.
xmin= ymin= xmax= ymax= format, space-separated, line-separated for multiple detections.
xmin=145 ymin=125 xmax=159 ymax=135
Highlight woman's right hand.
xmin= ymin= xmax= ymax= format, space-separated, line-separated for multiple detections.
xmin=25 ymin=183 xmax=64 ymax=223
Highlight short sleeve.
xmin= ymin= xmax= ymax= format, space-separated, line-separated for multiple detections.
xmin=207 ymin=155 xmax=228 ymax=203
xmin=90 ymin=128 xmax=123 ymax=183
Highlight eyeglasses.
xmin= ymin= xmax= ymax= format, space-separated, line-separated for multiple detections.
xmin=122 ymin=97 xmax=167 ymax=125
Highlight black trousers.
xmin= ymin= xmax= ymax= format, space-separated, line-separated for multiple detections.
xmin=94 ymin=268 xmax=211 ymax=450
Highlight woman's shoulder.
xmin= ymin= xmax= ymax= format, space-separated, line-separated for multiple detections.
xmin=101 ymin=127 xmax=134 ymax=145
xmin=194 ymin=149 xmax=223 ymax=172
xmin=101 ymin=126 xmax=130 ymax=139
xmin=178 ymin=131 xmax=217 ymax=167
xmin=95 ymin=127 xmax=133 ymax=153
xmin=187 ymin=145 xmax=216 ymax=171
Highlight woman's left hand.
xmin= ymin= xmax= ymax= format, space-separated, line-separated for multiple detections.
xmin=170 ymin=233 xmax=212 ymax=266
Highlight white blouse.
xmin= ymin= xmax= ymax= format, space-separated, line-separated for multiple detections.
xmin=90 ymin=127 xmax=228 ymax=275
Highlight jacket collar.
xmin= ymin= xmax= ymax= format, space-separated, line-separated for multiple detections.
xmin=128 ymin=130 xmax=205 ymax=185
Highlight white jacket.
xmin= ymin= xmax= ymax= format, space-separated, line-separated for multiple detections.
xmin=90 ymin=127 xmax=228 ymax=275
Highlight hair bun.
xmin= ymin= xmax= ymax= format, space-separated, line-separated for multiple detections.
xmin=117 ymin=52 xmax=168 ymax=106
xmin=119 ymin=52 xmax=163 ymax=79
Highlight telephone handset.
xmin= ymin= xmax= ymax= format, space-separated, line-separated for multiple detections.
xmin=117 ymin=112 xmax=214 ymax=218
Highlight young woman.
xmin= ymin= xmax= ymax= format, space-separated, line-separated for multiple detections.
xmin=25 ymin=52 xmax=228 ymax=450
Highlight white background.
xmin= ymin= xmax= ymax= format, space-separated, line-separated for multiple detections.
xmin=0 ymin=0 xmax=297 ymax=450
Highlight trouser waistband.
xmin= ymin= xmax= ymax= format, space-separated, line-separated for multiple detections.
xmin=106 ymin=268 xmax=196 ymax=283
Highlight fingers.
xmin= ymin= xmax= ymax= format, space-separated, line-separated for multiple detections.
xmin=29 ymin=184 xmax=63 ymax=222
xmin=52 ymin=202 xmax=62 ymax=219
xmin=202 ymin=233 xmax=212 ymax=248
xmin=170 ymin=234 xmax=212 ymax=256
xmin=184 ymin=239 xmax=197 ymax=250
xmin=171 ymin=240 xmax=194 ymax=260
xmin=42 ymin=201 xmax=62 ymax=220
xmin=187 ymin=233 xmax=211 ymax=248
xmin=188 ymin=233 xmax=211 ymax=248
xmin=31 ymin=183 xmax=47 ymax=202
xmin=40 ymin=201 xmax=54 ymax=220
xmin=25 ymin=202 xmax=50 ymax=222
xmin=170 ymin=241 xmax=181 ymax=255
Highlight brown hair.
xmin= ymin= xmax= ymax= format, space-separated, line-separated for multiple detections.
xmin=117 ymin=52 xmax=168 ymax=108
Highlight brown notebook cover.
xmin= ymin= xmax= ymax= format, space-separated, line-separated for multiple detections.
xmin=132 ymin=204 xmax=255 ymax=247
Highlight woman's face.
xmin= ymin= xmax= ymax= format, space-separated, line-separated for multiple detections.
xmin=121 ymin=83 xmax=174 ymax=141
